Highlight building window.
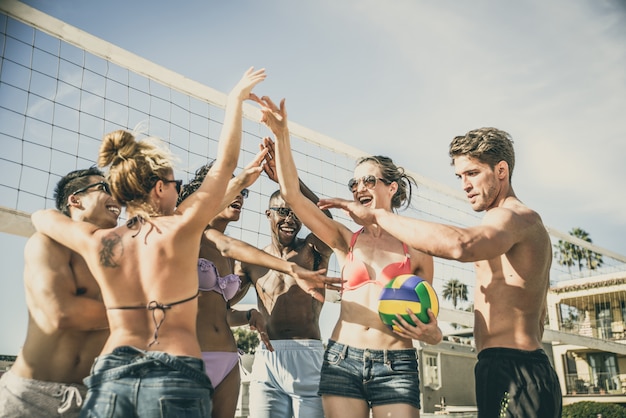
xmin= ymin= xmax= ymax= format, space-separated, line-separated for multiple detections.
xmin=588 ymin=352 xmax=619 ymax=393
xmin=595 ymin=302 xmax=613 ymax=339
xmin=423 ymin=352 xmax=441 ymax=390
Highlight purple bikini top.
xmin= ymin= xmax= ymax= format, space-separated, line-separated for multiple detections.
xmin=198 ymin=258 xmax=241 ymax=301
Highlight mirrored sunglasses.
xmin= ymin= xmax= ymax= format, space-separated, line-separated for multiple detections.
xmin=347 ymin=175 xmax=389 ymax=192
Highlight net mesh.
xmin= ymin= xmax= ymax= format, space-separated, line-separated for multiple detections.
xmin=2 ymin=4 xmax=625 ymax=354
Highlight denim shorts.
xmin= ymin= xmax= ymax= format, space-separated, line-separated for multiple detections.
xmin=80 ymin=346 xmax=213 ymax=418
xmin=318 ymin=340 xmax=421 ymax=409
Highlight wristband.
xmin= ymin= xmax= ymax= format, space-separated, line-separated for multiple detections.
xmin=246 ymin=309 xmax=253 ymax=322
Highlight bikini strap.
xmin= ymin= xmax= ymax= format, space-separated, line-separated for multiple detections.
xmin=108 ymin=290 xmax=200 ymax=347
xmin=402 ymin=242 xmax=410 ymax=258
xmin=348 ymin=228 xmax=364 ymax=252
xmin=145 ymin=290 xmax=200 ymax=347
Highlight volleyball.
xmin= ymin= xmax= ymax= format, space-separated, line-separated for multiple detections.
xmin=378 ymin=274 xmax=439 ymax=331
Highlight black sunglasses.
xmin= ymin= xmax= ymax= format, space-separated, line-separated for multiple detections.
xmin=161 ymin=178 xmax=183 ymax=194
xmin=269 ymin=207 xmax=298 ymax=221
xmin=71 ymin=181 xmax=112 ymax=197
xmin=347 ymin=175 xmax=390 ymax=192
xmin=241 ymin=188 xmax=249 ymax=199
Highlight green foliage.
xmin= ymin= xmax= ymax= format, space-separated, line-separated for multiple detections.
xmin=442 ymin=278 xmax=468 ymax=309
xmin=442 ymin=278 xmax=469 ymax=329
xmin=554 ymin=227 xmax=604 ymax=274
xmin=233 ymin=327 xmax=260 ymax=354
xmin=562 ymin=401 xmax=626 ymax=418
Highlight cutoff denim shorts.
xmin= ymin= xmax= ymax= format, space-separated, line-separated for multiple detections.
xmin=79 ymin=346 xmax=213 ymax=418
xmin=318 ymin=340 xmax=421 ymax=409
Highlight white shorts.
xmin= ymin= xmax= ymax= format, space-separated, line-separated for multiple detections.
xmin=249 ymin=339 xmax=324 ymax=418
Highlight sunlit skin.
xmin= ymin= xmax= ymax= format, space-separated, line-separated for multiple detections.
xmin=195 ymin=191 xmax=246 ymax=418
xmin=12 ymin=175 xmax=120 ymax=384
xmin=31 ymin=67 xmax=266 ymax=362
xmin=255 ymin=95 xmax=440 ymax=418
xmin=193 ymin=148 xmax=342 ymax=418
xmin=236 ymin=191 xmax=333 ymax=341
xmin=454 ymin=155 xmax=502 ymax=212
xmin=318 ymin=153 xmax=552 ymax=353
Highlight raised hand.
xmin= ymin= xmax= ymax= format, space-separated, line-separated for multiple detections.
xmin=252 ymin=95 xmax=288 ymax=137
xmin=259 ymin=137 xmax=278 ymax=183
xmin=317 ymin=198 xmax=377 ymax=226
xmin=234 ymin=147 xmax=269 ymax=190
xmin=230 ymin=67 xmax=267 ymax=102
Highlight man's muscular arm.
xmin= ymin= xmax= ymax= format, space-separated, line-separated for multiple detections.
xmin=24 ymin=233 xmax=108 ymax=331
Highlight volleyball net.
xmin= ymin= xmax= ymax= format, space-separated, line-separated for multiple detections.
xmin=2 ymin=1 xmax=626 ymax=351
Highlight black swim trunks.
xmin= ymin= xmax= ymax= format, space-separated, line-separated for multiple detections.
xmin=475 ymin=347 xmax=562 ymax=418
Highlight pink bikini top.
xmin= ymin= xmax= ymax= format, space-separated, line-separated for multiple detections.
xmin=198 ymin=258 xmax=241 ymax=301
xmin=341 ymin=228 xmax=412 ymax=291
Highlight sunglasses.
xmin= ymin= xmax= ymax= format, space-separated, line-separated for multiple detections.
xmin=71 ymin=181 xmax=112 ymax=197
xmin=241 ymin=188 xmax=249 ymax=199
xmin=269 ymin=207 xmax=298 ymax=221
xmin=347 ymin=175 xmax=390 ymax=192
xmin=161 ymin=178 xmax=183 ymax=194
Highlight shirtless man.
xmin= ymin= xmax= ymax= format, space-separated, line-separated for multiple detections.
xmin=318 ymin=127 xmax=562 ymax=417
xmin=236 ymin=138 xmax=333 ymax=418
xmin=0 ymin=168 xmax=121 ymax=417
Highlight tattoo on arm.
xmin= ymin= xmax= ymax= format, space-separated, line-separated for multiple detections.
xmin=100 ymin=233 xmax=122 ymax=268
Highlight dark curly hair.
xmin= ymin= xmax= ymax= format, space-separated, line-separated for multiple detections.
xmin=178 ymin=161 xmax=216 ymax=206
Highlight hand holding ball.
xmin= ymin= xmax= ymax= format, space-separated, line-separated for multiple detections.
xmin=378 ymin=274 xmax=439 ymax=331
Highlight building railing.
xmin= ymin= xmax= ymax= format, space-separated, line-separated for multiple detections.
xmin=565 ymin=372 xmax=625 ymax=395
xmin=559 ymin=319 xmax=626 ymax=342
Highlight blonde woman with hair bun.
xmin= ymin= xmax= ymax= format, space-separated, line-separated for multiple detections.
xmin=32 ymin=67 xmax=266 ymax=418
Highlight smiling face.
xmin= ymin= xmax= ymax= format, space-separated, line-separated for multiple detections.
xmin=453 ymin=155 xmax=504 ymax=212
xmin=217 ymin=189 xmax=247 ymax=222
xmin=351 ymin=161 xmax=396 ymax=211
xmin=69 ymin=175 xmax=121 ymax=228
xmin=266 ymin=194 xmax=301 ymax=247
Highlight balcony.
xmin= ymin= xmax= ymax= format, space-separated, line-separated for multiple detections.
xmin=565 ymin=372 xmax=624 ymax=396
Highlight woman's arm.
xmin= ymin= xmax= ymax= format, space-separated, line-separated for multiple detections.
xmin=217 ymin=148 xmax=268 ymax=211
xmin=255 ymin=97 xmax=350 ymax=253
xmin=31 ymin=209 xmax=99 ymax=255
xmin=177 ymin=68 xmax=266 ymax=231
xmin=203 ymin=229 xmax=342 ymax=300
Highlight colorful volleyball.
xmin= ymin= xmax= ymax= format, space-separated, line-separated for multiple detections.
xmin=378 ymin=274 xmax=439 ymax=331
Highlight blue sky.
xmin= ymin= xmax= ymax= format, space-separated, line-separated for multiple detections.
xmin=1 ymin=0 xmax=626 ymax=355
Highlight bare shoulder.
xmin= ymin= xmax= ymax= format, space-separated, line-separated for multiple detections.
xmin=496 ymin=198 xmax=551 ymax=252
xmin=485 ymin=198 xmax=544 ymax=230
xmin=25 ymin=231 xmax=71 ymax=262
xmin=304 ymin=232 xmax=333 ymax=257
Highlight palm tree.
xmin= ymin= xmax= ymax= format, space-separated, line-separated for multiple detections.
xmin=442 ymin=278 xmax=468 ymax=309
xmin=233 ymin=327 xmax=260 ymax=355
xmin=554 ymin=227 xmax=604 ymax=273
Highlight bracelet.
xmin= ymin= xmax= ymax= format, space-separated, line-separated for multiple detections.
xmin=246 ymin=309 xmax=253 ymax=322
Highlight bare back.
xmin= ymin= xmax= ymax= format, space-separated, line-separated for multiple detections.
xmin=89 ymin=216 xmax=203 ymax=357
xmin=473 ymin=199 xmax=552 ymax=352
xmin=12 ymin=233 xmax=108 ymax=384
xmin=240 ymin=235 xmax=330 ymax=340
